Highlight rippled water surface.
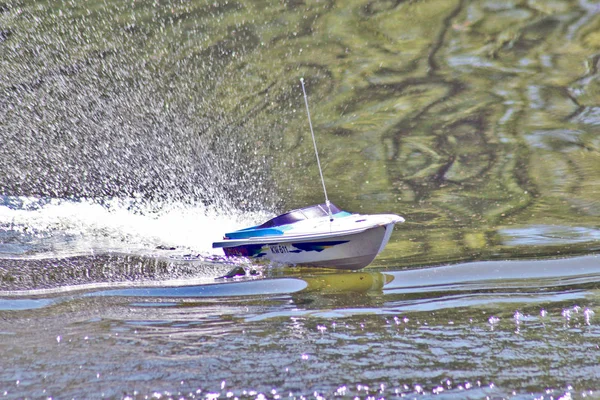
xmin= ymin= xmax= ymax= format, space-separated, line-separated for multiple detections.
xmin=1 ymin=0 xmax=600 ymax=398
xmin=1 ymin=257 xmax=600 ymax=399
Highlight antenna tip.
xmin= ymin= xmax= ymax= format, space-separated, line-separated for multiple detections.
xmin=300 ymin=77 xmax=304 ymax=82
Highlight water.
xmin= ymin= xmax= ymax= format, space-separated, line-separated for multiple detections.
xmin=2 ymin=0 xmax=600 ymax=398
xmin=1 ymin=258 xmax=599 ymax=398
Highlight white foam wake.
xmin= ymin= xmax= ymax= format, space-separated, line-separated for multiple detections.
xmin=0 ymin=196 xmax=273 ymax=260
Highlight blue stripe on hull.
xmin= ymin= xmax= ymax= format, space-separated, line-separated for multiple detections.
xmin=223 ymin=240 xmax=350 ymax=258
xmin=290 ymin=241 xmax=349 ymax=252
xmin=223 ymin=244 xmax=267 ymax=258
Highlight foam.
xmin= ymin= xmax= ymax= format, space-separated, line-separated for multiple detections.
xmin=0 ymin=196 xmax=272 ymax=260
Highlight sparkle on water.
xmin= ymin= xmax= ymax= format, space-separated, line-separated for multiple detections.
xmin=1 ymin=0 xmax=600 ymax=398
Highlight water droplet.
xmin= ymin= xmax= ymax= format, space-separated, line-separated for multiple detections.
xmin=514 ymin=311 xmax=523 ymax=323
xmin=335 ymin=386 xmax=347 ymax=396
xmin=584 ymin=308 xmax=595 ymax=325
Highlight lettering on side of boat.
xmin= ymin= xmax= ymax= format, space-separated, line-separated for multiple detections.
xmin=270 ymin=245 xmax=289 ymax=254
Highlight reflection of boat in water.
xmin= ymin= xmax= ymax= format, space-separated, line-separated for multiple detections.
xmin=301 ymin=270 xmax=395 ymax=293
xmin=212 ymin=203 xmax=403 ymax=270
xmin=212 ymin=78 xmax=404 ymax=270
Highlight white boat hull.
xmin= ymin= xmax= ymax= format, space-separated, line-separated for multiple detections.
xmin=221 ymin=222 xmax=396 ymax=270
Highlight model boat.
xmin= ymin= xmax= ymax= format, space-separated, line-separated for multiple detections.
xmin=213 ymin=202 xmax=403 ymax=270
xmin=212 ymin=79 xmax=405 ymax=269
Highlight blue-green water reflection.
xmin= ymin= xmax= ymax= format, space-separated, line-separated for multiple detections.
xmin=1 ymin=0 xmax=600 ymax=398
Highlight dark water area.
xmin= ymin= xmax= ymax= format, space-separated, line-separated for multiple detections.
xmin=1 ymin=0 xmax=600 ymax=398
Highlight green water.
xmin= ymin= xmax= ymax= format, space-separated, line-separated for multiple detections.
xmin=1 ymin=0 xmax=600 ymax=398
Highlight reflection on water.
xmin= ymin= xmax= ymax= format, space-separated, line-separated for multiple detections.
xmin=1 ymin=256 xmax=599 ymax=399
xmin=1 ymin=0 xmax=600 ymax=266
xmin=6 ymin=255 xmax=599 ymax=311
xmin=501 ymin=225 xmax=600 ymax=246
xmin=2 ymin=0 xmax=600 ymax=398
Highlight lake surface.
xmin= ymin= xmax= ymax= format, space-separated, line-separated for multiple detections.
xmin=1 ymin=0 xmax=600 ymax=398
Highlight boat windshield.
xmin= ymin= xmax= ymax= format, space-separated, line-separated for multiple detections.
xmin=258 ymin=203 xmax=342 ymax=228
